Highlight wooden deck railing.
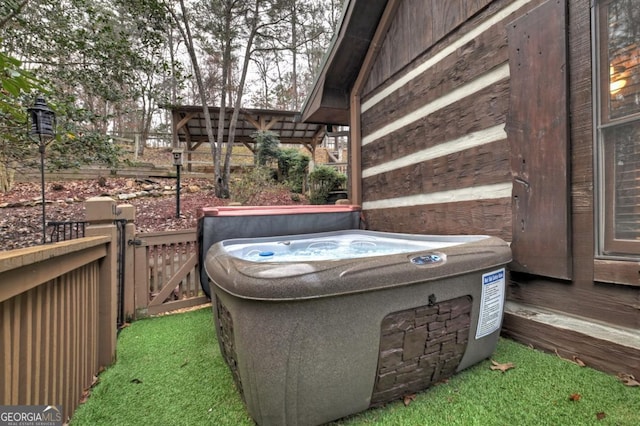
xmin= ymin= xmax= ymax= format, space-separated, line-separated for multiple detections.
xmin=0 ymin=236 xmax=112 ymax=421
xmin=0 ymin=196 xmax=208 ymax=421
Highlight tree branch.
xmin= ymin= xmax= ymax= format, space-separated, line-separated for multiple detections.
xmin=0 ymin=0 xmax=29 ymax=29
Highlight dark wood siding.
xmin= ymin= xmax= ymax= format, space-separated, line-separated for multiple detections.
xmin=364 ymin=140 xmax=511 ymax=202
xmin=364 ymin=0 xmax=493 ymax=94
xmin=505 ymin=0 xmax=571 ymax=280
xmin=364 ymin=200 xmax=512 ymax=238
xmin=362 ymin=23 xmax=509 ymax=146
xmin=362 ymin=80 xmax=509 ymax=171
xmin=359 ymin=0 xmax=545 ymax=240
xmin=505 ymin=0 xmax=640 ymax=330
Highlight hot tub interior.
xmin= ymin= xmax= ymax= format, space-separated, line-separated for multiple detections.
xmin=223 ymin=231 xmax=484 ymax=262
xmin=197 ymin=205 xmax=362 ymax=297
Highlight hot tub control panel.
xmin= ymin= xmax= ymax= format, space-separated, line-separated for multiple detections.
xmin=410 ymin=253 xmax=444 ymax=265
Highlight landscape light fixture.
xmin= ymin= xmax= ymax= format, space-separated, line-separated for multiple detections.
xmin=27 ymin=95 xmax=56 ymax=245
xmin=172 ymin=148 xmax=184 ymax=218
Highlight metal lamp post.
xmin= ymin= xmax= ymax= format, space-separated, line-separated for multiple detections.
xmin=27 ymin=96 xmax=56 ymax=244
xmin=172 ymin=149 xmax=184 ymax=218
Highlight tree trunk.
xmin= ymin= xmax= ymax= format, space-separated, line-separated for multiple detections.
xmin=291 ymin=0 xmax=298 ymax=110
xmin=169 ymin=0 xmax=219 ymax=191
xmin=222 ymin=4 xmax=260 ymax=198
xmin=0 ymin=162 xmax=16 ymax=193
xmin=214 ymin=1 xmax=236 ymax=198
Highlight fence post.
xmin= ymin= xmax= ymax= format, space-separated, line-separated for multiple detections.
xmin=119 ymin=205 xmax=136 ymax=321
xmin=134 ymin=239 xmax=149 ymax=318
xmin=84 ymin=197 xmax=125 ymax=367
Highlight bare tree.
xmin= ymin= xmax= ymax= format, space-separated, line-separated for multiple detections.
xmin=164 ymin=0 xmax=224 ymax=195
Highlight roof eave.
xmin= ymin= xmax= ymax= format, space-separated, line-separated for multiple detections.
xmin=300 ymin=0 xmax=388 ymax=125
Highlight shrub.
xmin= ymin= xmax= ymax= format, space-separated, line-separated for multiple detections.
xmin=308 ymin=165 xmax=346 ymax=205
xmin=254 ymin=131 xmax=280 ymax=166
xmin=278 ymin=148 xmax=309 ymax=193
xmin=229 ymin=166 xmax=276 ymax=205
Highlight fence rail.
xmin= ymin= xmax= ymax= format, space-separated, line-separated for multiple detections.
xmin=324 ymin=162 xmax=348 ymax=175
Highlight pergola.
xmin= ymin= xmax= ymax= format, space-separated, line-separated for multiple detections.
xmin=169 ymin=105 xmax=327 ymax=171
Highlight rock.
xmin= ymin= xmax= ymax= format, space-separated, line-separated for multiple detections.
xmin=187 ymin=185 xmax=201 ymax=193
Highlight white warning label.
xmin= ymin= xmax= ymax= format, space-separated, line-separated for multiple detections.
xmin=475 ymin=268 xmax=505 ymax=339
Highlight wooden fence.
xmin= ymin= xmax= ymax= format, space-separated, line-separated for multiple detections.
xmin=0 ymin=196 xmax=210 ymax=421
xmin=0 ymin=236 xmax=113 ymax=422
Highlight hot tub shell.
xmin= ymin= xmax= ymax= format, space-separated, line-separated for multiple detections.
xmin=205 ymin=230 xmax=512 ymax=426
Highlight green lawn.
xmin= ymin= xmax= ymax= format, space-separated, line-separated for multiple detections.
xmin=70 ymin=307 xmax=639 ymax=426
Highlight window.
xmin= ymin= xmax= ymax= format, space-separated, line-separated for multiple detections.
xmin=596 ymin=0 xmax=640 ymax=257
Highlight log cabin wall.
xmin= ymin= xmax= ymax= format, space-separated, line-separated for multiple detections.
xmin=359 ymin=0 xmax=545 ymax=240
xmin=356 ymin=0 xmax=639 ymax=335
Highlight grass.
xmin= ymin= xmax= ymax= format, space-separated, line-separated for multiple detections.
xmin=70 ymin=307 xmax=639 ymax=426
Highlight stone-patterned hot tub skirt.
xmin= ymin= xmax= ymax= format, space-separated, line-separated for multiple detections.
xmin=371 ymin=296 xmax=472 ymax=405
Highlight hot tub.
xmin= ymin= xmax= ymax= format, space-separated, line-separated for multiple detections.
xmin=197 ymin=205 xmax=361 ymax=297
xmin=205 ymin=230 xmax=511 ymax=426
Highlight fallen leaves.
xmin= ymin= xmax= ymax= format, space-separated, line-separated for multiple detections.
xmin=553 ymin=349 xmax=586 ymax=367
xmin=403 ymin=394 xmax=417 ymax=406
xmin=490 ymin=359 xmax=515 ymax=373
xmin=596 ymin=411 xmax=606 ymax=420
xmin=571 ymin=356 xmax=586 ymax=367
xmin=568 ymin=393 xmax=581 ymax=401
xmin=617 ymin=372 xmax=640 ymax=387
xmin=78 ymin=375 xmax=100 ymax=404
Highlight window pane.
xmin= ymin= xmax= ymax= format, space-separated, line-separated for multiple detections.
xmin=605 ymin=120 xmax=640 ymax=240
xmin=606 ymin=0 xmax=640 ymax=120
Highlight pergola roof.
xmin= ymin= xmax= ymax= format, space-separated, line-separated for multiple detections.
xmin=169 ymin=105 xmax=326 ymax=151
